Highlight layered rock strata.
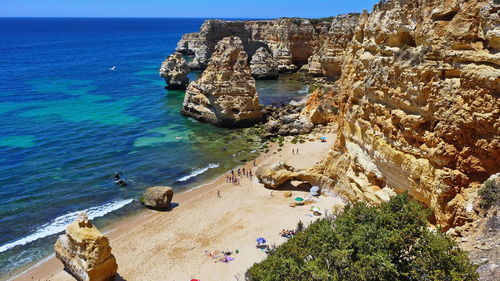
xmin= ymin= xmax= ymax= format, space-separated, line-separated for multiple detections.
xmin=159 ymin=52 xmax=190 ymax=89
xmin=175 ymin=16 xmax=359 ymax=72
xmin=311 ymin=0 xmax=500 ymax=229
xmin=54 ymin=212 xmax=118 ymax=281
xmin=250 ymin=47 xmax=279 ymax=80
xmin=307 ymin=13 xmax=360 ymax=80
xmin=181 ymin=36 xmax=263 ymax=128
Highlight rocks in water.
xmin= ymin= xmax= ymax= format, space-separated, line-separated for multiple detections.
xmin=264 ymin=113 xmax=313 ymax=136
xmin=181 ymin=36 xmax=263 ymax=128
xmin=159 ymin=52 xmax=190 ymax=90
xmin=54 ymin=212 xmax=118 ymax=281
xmin=142 ymin=186 xmax=174 ymax=210
xmin=257 ymin=101 xmax=314 ymax=137
xmin=176 ymin=17 xmax=355 ymax=72
xmin=250 ymin=47 xmax=278 ymax=80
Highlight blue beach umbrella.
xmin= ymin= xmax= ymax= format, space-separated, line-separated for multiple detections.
xmin=320 ymin=136 xmax=327 ymax=141
xmin=256 ymin=237 xmax=266 ymax=244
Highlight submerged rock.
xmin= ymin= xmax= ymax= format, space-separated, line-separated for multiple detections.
xmin=54 ymin=212 xmax=118 ymax=281
xmin=181 ymin=36 xmax=263 ymax=128
xmin=159 ymin=52 xmax=190 ymax=90
xmin=250 ymin=47 xmax=279 ymax=80
xmin=142 ymin=186 xmax=174 ymax=210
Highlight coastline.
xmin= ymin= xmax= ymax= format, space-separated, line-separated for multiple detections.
xmin=12 ymin=129 xmax=342 ymax=281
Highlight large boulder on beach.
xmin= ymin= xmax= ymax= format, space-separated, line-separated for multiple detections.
xmin=54 ymin=212 xmax=118 ymax=281
xmin=181 ymin=36 xmax=263 ymax=128
xmin=160 ymin=52 xmax=190 ymax=90
xmin=250 ymin=47 xmax=279 ymax=80
xmin=142 ymin=186 xmax=174 ymax=210
xmin=256 ymin=161 xmax=297 ymax=189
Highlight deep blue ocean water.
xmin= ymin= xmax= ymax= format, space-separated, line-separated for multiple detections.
xmin=0 ymin=18 xmax=306 ymax=277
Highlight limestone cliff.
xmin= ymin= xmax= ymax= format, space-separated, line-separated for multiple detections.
xmin=181 ymin=36 xmax=263 ymax=127
xmin=175 ymin=16 xmax=358 ymax=73
xmin=310 ymin=0 xmax=499 ymax=230
xmin=307 ymin=13 xmax=360 ymax=80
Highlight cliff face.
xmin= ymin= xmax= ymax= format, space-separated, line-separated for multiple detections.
xmin=312 ymin=0 xmax=499 ymax=229
xmin=181 ymin=36 xmax=263 ymax=128
xmin=307 ymin=13 xmax=361 ymax=80
xmin=176 ymin=17 xmax=358 ymax=72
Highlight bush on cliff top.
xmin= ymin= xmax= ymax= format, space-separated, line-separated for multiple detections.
xmin=246 ymin=193 xmax=478 ymax=281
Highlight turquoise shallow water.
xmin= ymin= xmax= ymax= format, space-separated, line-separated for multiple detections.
xmin=0 ymin=18 xmax=306 ymax=277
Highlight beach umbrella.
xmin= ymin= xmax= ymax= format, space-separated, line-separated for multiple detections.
xmin=256 ymin=237 xmax=266 ymax=244
xmin=310 ymin=186 xmax=320 ymax=196
xmin=294 ymin=197 xmax=304 ymax=202
xmin=310 ymin=206 xmax=321 ymax=212
xmin=320 ymin=136 xmax=327 ymax=141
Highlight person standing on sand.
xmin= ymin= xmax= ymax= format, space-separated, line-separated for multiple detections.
xmin=253 ymin=159 xmax=256 ymax=166
xmin=296 ymin=148 xmax=299 ymax=155
xmin=217 ymin=190 xmax=221 ymax=198
xmin=292 ymin=149 xmax=295 ymax=155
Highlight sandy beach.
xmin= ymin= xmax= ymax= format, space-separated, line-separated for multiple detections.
xmin=13 ymin=131 xmax=343 ymax=281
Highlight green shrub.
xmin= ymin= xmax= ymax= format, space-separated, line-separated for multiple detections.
xmin=291 ymin=137 xmax=298 ymax=144
xmin=478 ymin=176 xmax=498 ymax=209
xmin=247 ymin=193 xmax=478 ymax=281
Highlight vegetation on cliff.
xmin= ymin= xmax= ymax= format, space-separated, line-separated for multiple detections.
xmin=247 ymin=194 xmax=478 ymax=281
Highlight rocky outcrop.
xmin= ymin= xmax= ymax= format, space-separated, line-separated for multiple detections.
xmin=142 ymin=186 xmax=174 ymax=210
xmin=310 ymin=0 xmax=500 ymax=229
xmin=301 ymin=86 xmax=340 ymax=125
xmin=255 ymin=161 xmax=397 ymax=204
xmin=250 ymin=47 xmax=279 ymax=80
xmin=159 ymin=52 xmax=190 ymax=89
xmin=181 ymin=36 xmax=263 ymax=128
xmin=307 ymin=13 xmax=360 ymax=80
xmin=54 ymin=212 xmax=118 ymax=281
xmin=176 ymin=17 xmax=358 ymax=72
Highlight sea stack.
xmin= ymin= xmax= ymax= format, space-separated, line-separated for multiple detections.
xmin=54 ymin=212 xmax=118 ymax=281
xmin=159 ymin=52 xmax=190 ymax=89
xmin=250 ymin=47 xmax=279 ymax=80
xmin=181 ymin=36 xmax=263 ymax=128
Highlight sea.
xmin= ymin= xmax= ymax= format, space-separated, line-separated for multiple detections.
xmin=0 ymin=18 xmax=307 ymax=278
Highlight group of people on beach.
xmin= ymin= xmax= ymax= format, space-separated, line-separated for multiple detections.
xmin=226 ymin=167 xmax=253 ymax=186
xmin=279 ymin=229 xmax=296 ymax=239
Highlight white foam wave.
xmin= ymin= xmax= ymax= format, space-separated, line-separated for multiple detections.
xmin=298 ymin=85 xmax=310 ymax=94
xmin=0 ymin=199 xmax=133 ymax=253
xmin=176 ymin=163 xmax=219 ymax=182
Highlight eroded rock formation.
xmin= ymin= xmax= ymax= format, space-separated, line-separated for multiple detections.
xmin=310 ymin=0 xmax=500 ymax=230
xmin=181 ymin=36 xmax=263 ymax=127
xmin=159 ymin=52 xmax=190 ymax=89
xmin=142 ymin=186 xmax=174 ymax=210
xmin=250 ymin=47 xmax=279 ymax=80
xmin=176 ymin=16 xmax=359 ymax=72
xmin=255 ymin=161 xmax=397 ymax=204
xmin=54 ymin=212 xmax=118 ymax=281
xmin=307 ymin=13 xmax=360 ymax=80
